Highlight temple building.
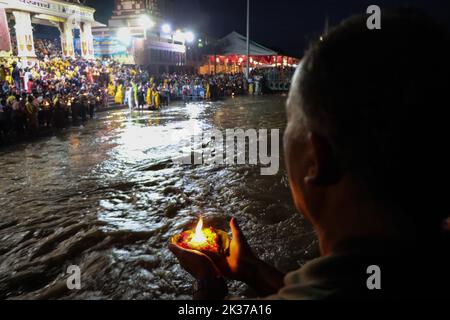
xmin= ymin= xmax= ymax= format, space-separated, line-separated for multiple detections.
xmin=108 ymin=0 xmax=159 ymax=36
xmin=0 ymin=0 xmax=104 ymax=59
xmin=93 ymin=0 xmax=188 ymax=72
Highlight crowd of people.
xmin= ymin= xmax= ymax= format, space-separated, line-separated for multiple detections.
xmin=110 ymin=66 xmax=295 ymax=111
xmin=0 ymin=36 xmax=294 ymax=145
xmin=0 ymin=56 xmax=110 ymax=144
xmin=111 ymin=71 xmax=267 ymax=111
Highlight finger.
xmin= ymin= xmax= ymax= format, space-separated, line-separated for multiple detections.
xmin=170 ymin=243 xmax=208 ymax=259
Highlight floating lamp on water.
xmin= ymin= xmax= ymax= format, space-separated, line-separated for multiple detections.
xmin=172 ymin=217 xmax=230 ymax=255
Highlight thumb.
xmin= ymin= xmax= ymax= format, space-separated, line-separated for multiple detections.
xmin=230 ymin=218 xmax=245 ymax=243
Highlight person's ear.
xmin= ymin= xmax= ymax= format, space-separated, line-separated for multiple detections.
xmin=304 ymin=132 xmax=342 ymax=186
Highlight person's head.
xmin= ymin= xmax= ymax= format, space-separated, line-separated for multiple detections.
xmin=285 ymin=10 xmax=450 ymax=254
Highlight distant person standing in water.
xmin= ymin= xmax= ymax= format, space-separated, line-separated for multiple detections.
xmin=170 ymin=11 xmax=450 ymax=300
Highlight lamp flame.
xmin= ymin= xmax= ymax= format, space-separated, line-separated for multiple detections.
xmin=173 ymin=216 xmax=228 ymax=254
xmin=190 ymin=217 xmax=207 ymax=244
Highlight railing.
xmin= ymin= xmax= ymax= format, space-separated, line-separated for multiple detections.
xmin=267 ymin=81 xmax=291 ymax=92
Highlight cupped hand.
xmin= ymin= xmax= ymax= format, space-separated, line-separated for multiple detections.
xmin=169 ymin=243 xmax=222 ymax=280
xmin=205 ymin=218 xmax=259 ymax=282
xmin=170 ymin=218 xmax=284 ymax=296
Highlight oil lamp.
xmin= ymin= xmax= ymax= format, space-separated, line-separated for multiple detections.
xmin=172 ymin=217 xmax=230 ymax=255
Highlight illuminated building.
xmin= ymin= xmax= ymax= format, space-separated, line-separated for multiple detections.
xmin=93 ymin=0 xmax=187 ymax=72
xmin=0 ymin=0 xmax=104 ymax=59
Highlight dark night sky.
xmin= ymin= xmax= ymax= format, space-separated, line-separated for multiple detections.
xmin=85 ymin=0 xmax=450 ymax=57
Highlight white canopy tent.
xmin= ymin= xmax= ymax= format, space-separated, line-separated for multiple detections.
xmin=218 ymin=31 xmax=278 ymax=56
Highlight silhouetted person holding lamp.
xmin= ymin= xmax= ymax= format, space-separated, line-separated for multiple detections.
xmin=170 ymin=11 xmax=450 ymax=300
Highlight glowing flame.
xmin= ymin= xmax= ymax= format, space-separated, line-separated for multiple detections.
xmin=190 ymin=217 xmax=207 ymax=244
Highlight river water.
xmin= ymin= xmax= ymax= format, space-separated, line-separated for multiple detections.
xmin=0 ymin=96 xmax=318 ymax=300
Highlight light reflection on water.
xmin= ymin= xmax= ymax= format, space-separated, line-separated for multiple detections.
xmin=0 ymin=96 xmax=318 ymax=300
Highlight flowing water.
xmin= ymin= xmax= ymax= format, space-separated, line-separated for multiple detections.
xmin=0 ymin=96 xmax=318 ymax=300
